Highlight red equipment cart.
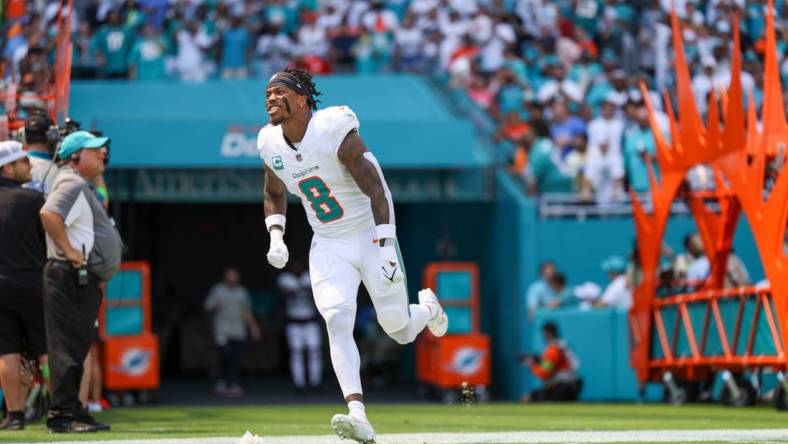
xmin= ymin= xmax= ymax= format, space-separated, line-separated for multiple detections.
xmin=100 ymin=262 xmax=160 ymax=403
xmin=416 ymin=262 xmax=491 ymax=403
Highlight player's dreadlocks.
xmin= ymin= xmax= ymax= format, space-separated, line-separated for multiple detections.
xmin=283 ymin=68 xmax=322 ymax=111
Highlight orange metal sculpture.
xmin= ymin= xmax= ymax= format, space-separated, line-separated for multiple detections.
xmin=629 ymin=0 xmax=788 ymax=407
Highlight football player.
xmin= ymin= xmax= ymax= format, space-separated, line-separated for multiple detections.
xmin=259 ymin=69 xmax=448 ymax=443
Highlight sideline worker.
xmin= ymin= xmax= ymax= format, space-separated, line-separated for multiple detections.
xmin=40 ymin=131 xmax=122 ymax=433
xmin=0 ymin=141 xmax=48 ymax=430
xmin=521 ymin=321 xmax=582 ymax=403
xmin=22 ymin=111 xmax=59 ymax=194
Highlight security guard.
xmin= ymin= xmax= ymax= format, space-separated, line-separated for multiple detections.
xmin=39 ymin=131 xmax=122 ymax=433
xmin=0 ymin=141 xmax=48 ymax=430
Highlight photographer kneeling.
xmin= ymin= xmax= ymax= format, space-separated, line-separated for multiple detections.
xmin=39 ymin=131 xmax=122 ymax=433
xmin=521 ymin=322 xmax=582 ymax=403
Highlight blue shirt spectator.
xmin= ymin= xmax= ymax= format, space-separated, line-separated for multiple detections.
xmin=138 ymin=0 xmax=170 ymax=30
xmin=549 ymin=101 xmax=587 ymax=155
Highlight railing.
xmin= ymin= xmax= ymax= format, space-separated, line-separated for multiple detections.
xmin=538 ymin=192 xmax=698 ymax=218
xmin=647 ymin=287 xmax=784 ymax=374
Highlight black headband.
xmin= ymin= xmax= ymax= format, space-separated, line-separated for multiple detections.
xmin=268 ymin=72 xmax=310 ymax=97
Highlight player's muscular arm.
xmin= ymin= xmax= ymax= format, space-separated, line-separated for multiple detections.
xmin=263 ymin=163 xmax=289 ymax=269
xmin=338 ymin=130 xmax=391 ymax=226
xmin=340 ymin=129 xmax=403 ymax=286
xmin=263 ymin=164 xmax=287 ymax=227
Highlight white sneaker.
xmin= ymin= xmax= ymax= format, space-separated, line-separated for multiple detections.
xmin=87 ymin=401 xmax=103 ymax=413
xmin=418 ymin=288 xmax=448 ymax=337
xmin=331 ymin=414 xmax=376 ymax=444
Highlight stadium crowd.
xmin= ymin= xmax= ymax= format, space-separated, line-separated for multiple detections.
xmin=526 ymin=230 xmax=756 ymax=315
xmin=2 ymin=0 xmax=785 ymax=203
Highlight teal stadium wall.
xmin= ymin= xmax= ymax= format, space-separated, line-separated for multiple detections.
xmin=70 ymin=77 xmax=492 ymax=170
xmin=514 ymin=207 xmax=764 ymax=401
xmin=489 ymin=172 xmax=537 ymax=399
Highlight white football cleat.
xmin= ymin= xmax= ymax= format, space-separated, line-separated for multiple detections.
xmin=418 ymin=288 xmax=448 ymax=337
xmin=237 ymin=431 xmax=264 ymax=444
xmin=331 ymin=414 xmax=376 ymax=444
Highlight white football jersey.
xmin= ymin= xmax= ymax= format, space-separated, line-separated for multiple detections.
xmin=258 ymin=106 xmax=378 ymax=238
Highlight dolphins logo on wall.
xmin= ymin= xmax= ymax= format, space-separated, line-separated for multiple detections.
xmin=450 ymin=347 xmax=484 ymax=376
xmin=119 ymin=348 xmax=152 ymax=377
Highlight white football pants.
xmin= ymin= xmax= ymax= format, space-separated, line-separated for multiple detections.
xmin=309 ymin=226 xmax=432 ymax=398
xmin=286 ymin=321 xmax=323 ymax=388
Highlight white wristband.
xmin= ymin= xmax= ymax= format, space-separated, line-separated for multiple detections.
xmin=265 ymin=214 xmax=286 ymax=234
xmin=270 ymin=229 xmax=284 ymax=243
xmin=375 ymin=224 xmax=396 ymax=241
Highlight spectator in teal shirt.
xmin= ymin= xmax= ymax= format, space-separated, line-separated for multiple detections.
xmin=613 ymin=1 xmax=635 ymax=27
xmin=266 ymin=0 xmax=300 ymax=33
xmin=524 ymin=120 xmax=575 ymax=194
xmin=745 ymin=0 xmax=768 ymax=43
xmin=526 ymin=261 xmax=558 ymax=319
xmin=572 ymin=0 xmax=602 ymax=37
xmin=521 ymin=46 xmax=544 ymax=90
xmin=72 ymin=22 xmax=99 ymax=79
xmin=503 ymin=47 xmax=529 ymax=85
xmin=125 ymin=0 xmax=149 ymax=33
xmin=130 ymin=24 xmax=168 ymax=81
xmin=94 ymin=10 xmax=134 ymax=78
xmin=497 ymin=69 xmax=526 ymax=115
xmin=219 ymin=17 xmax=251 ymax=79
xmin=623 ymin=106 xmax=657 ymax=193
xmin=527 ymin=270 xmax=571 ymax=318
xmin=568 ymin=50 xmax=602 ymax=94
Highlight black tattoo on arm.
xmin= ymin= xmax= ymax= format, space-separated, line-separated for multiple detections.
xmin=338 ymin=130 xmax=391 ymax=227
xmin=263 ymin=163 xmax=287 ymax=230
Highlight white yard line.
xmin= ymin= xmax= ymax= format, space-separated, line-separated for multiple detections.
xmin=26 ymin=429 xmax=788 ymax=444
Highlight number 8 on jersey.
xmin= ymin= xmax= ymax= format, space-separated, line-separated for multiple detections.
xmin=299 ymin=176 xmax=344 ymax=223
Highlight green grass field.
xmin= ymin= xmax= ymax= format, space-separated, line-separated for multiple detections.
xmin=2 ymin=403 xmax=788 ymax=443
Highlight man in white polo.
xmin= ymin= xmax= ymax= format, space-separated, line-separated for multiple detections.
xmin=39 ymin=131 xmax=122 ymax=434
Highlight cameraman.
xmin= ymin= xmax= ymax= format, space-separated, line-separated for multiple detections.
xmin=521 ymin=322 xmax=582 ymax=403
xmin=22 ymin=112 xmax=58 ymax=194
xmin=0 ymin=142 xmax=48 ymax=431
xmin=39 ymin=131 xmax=122 ymax=433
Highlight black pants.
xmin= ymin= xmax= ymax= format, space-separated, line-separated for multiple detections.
xmin=42 ymin=262 xmax=102 ymax=423
xmin=0 ymin=278 xmax=47 ymax=357
xmin=218 ymin=339 xmax=242 ymax=385
xmin=530 ymin=379 xmax=583 ymax=402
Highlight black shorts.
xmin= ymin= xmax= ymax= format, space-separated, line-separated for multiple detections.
xmin=0 ymin=279 xmax=47 ymax=357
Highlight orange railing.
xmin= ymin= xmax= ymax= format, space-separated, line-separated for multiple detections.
xmin=0 ymin=0 xmax=72 ymax=136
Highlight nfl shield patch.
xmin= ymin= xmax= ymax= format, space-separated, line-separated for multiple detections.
xmin=272 ymin=156 xmax=284 ymax=170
